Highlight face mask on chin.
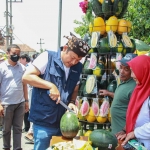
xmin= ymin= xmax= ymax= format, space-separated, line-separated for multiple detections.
xmin=10 ymin=54 xmax=20 ymax=62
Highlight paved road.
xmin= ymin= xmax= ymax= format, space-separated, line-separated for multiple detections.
xmin=0 ymin=130 xmax=34 ymax=150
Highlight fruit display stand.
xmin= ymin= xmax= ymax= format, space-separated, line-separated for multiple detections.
xmin=76 ymin=0 xmax=139 ymax=134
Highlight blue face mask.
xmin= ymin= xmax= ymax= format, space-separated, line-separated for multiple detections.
xmin=10 ymin=54 xmax=20 ymax=62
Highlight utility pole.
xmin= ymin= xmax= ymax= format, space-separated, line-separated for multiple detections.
xmin=57 ymin=0 xmax=62 ymax=49
xmin=9 ymin=0 xmax=13 ymax=44
xmin=5 ymin=0 xmax=9 ymax=47
xmin=37 ymin=38 xmax=44 ymax=52
xmin=5 ymin=0 xmax=22 ymax=48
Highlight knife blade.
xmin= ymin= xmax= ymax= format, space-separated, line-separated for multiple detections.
xmin=47 ymin=90 xmax=75 ymax=113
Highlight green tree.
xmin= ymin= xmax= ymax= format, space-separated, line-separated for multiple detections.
xmin=124 ymin=0 xmax=150 ymax=44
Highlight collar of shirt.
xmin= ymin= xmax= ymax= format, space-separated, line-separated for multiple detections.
xmin=120 ymin=77 xmax=133 ymax=84
xmin=5 ymin=60 xmax=19 ymax=67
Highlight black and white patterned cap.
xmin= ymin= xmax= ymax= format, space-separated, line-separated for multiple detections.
xmin=64 ymin=32 xmax=90 ymax=57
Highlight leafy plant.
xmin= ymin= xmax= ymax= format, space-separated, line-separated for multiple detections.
xmin=74 ymin=1 xmax=94 ymax=38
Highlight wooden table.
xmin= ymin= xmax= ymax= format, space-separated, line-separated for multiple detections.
xmin=50 ymin=136 xmax=124 ymax=150
xmin=50 ymin=136 xmax=88 ymax=146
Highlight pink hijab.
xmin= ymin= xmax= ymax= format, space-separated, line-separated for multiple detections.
xmin=126 ymin=55 xmax=150 ymax=133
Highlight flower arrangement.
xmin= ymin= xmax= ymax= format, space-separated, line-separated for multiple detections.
xmin=79 ymin=0 xmax=93 ymax=23
xmin=79 ymin=0 xmax=88 ymax=14
xmin=73 ymin=0 xmax=94 ymax=38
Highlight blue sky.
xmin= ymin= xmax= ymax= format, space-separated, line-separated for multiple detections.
xmin=0 ymin=0 xmax=83 ymax=51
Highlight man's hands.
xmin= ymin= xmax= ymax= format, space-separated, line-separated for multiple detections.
xmin=48 ymin=83 xmax=60 ymax=104
xmin=68 ymin=103 xmax=78 ymax=114
xmin=116 ymin=130 xmax=135 ymax=147
xmin=25 ymin=102 xmax=29 ymax=113
xmin=121 ymin=131 xmax=135 ymax=146
xmin=99 ymin=90 xmax=109 ymax=96
xmin=0 ymin=104 xmax=4 ymax=117
xmin=116 ymin=130 xmax=126 ymax=141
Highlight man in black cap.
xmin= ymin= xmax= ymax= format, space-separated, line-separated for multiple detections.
xmin=99 ymin=53 xmax=137 ymax=135
xmin=22 ymin=33 xmax=90 ymax=150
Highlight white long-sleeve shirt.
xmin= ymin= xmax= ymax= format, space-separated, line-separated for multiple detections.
xmin=134 ymin=97 xmax=150 ymax=149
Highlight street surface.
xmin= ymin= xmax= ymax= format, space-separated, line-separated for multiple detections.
xmin=0 ymin=130 xmax=34 ymax=150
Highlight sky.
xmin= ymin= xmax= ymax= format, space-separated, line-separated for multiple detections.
xmin=0 ymin=0 xmax=83 ymax=52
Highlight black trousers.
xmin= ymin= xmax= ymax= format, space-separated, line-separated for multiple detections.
xmin=24 ymin=112 xmax=30 ymax=131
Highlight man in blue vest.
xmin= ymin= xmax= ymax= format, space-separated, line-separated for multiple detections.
xmin=22 ymin=33 xmax=90 ymax=150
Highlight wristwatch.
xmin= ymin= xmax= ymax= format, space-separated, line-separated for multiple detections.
xmin=25 ymin=100 xmax=29 ymax=102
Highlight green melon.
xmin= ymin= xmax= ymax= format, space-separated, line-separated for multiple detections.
xmin=113 ymin=0 xmax=123 ymax=17
xmin=107 ymin=80 xmax=117 ymax=93
xmin=60 ymin=112 xmax=79 ymax=139
xmin=89 ymin=129 xmax=118 ymax=150
xmin=90 ymin=0 xmax=103 ymax=17
xmin=102 ymin=0 xmax=112 ymax=19
xmin=98 ymin=37 xmax=110 ymax=53
xmin=82 ymin=60 xmax=93 ymax=75
xmin=78 ymin=79 xmax=86 ymax=96
xmin=118 ymin=0 xmax=129 ymax=18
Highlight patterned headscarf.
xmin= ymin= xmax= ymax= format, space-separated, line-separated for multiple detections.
xmin=63 ymin=32 xmax=90 ymax=57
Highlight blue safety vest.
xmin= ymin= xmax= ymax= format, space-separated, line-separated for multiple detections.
xmin=29 ymin=50 xmax=82 ymax=127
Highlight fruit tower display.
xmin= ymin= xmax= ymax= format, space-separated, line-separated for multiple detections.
xmin=75 ymin=0 xmax=135 ymax=132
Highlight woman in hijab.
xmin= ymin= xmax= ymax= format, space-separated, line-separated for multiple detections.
xmin=117 ymin=55 xmax=150 ymax=149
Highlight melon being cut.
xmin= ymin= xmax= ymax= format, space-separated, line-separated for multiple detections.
xmin=80 ymin=100 xmax=90 ymax=116
xmin=91 ymin=100 xmax=99 ymax=116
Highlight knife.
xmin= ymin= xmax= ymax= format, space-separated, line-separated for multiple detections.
xmin=47 ymin=91 xmax=75 ymax=113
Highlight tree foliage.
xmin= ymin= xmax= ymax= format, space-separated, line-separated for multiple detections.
xmin=124 ymin=0 xmax=150 ymax=44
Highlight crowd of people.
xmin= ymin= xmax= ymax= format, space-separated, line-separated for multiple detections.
xmin=0 ymin=33 xmax=150 ymax=150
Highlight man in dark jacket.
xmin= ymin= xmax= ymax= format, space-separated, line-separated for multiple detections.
xmin=22 ymin=33 xmax=90 ymax=150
